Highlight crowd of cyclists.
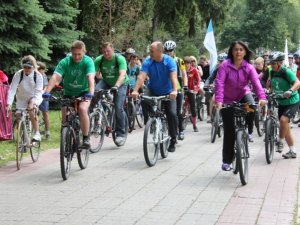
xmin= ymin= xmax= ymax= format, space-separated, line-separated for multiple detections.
xmin=3 ymin=38 xmax=300 ymax=173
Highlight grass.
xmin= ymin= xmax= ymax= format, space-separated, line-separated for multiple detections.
xmin=0 ymin=110 xmax=62 ymax=167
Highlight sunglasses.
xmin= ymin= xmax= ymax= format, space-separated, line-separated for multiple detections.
xmin=191 ymin=60 xmax=196 ymax=63
xmin=184 ymin=61 xmax=191 ymax=64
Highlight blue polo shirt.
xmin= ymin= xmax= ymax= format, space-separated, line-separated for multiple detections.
xmin=141 ymin=54 xmax=177 ymax=96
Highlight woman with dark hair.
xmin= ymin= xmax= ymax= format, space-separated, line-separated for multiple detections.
xmin=215 ymin=41 xmax=267 ymax=171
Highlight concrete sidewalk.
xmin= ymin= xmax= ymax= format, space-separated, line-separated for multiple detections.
xmin=0 ymin=121 xmax=299 ymax=225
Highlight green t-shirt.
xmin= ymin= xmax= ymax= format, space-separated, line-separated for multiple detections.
xmin=54 ymin=55 xmax=95 ymax=96
xmin=94 ymin=54 xmax=129 ymax=86
xmin=270 ymin=66 xmax=299 ymax=105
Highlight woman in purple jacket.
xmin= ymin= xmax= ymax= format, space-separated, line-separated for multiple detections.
xmin=215 ymin=41 xmax=267 ymax=171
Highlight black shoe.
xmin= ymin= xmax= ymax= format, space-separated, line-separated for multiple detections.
xmin=82 ymin=138 xmax=91 ymax=148
xmin=168 ymin=138 xmax=176 ymax=152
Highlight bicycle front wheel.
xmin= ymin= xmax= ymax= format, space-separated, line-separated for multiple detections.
xmin=16 ymin=121 xmax=26 ymax=170
xmin=160 ymin=117 xmax=170 ymax=159
xmin=30 ymin=141 xmax=40 ymax=162
xmin=264 ymin=119 xmax=275 ymax=164
xmin=135 ymin=101 xmax=144 ymax=128
xmin=254 ymin=110 xmax=263 ymax=137
xmin=236 ymin=130 xmax=249 ymax=185
xmin=77 ymin=145 xmax=89 ymax=169
xmin=143 ymin=118 xmax=159 ymax=167
xmin=89 ymin=111 xmax=105 ymax=153
xmin=60 ymin=127 xmax=73 ymax=180
xmin=126 ymin=100 xmax=136 ymax=133
xmin=210 ymin=108 xmax=218 ymax=143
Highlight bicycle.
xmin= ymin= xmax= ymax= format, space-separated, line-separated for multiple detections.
xmin=124 ymin=92 xmax=136 ymax=133
xmin=52 ymin=96 xmax=90 ymax=180
xmin=210 ymin=106 xmax=222 ymax=143
xmin=224 ymin=102 xmax=256 ymax=185
xmin=196 ymin=92 xmax=205 ymax=121
xmin=254 ymin=95 xmax=267 ymax=137
xmin=141 ymin=95 xmax=171 ymax=167
xmin=182 ymin=92 xmax=192 ymax=129
xmin=12 ymin=108 xmax=40 ymax=170
xmin=264 ymin=93 xmax=281 ymax=164
xmin=89 ymin=90 xmax=114 ymax=153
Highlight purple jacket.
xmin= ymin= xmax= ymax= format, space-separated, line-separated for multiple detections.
xmin=215 ymin=59 xmax=266 ymax=103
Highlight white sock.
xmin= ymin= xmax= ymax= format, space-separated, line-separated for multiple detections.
xmin=289 ymin=146 xmax=296 ymax=153
xmin=277 ymin=137 xmax=284 ymax=143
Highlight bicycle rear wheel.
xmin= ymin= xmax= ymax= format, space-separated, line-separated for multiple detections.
xmin=60 ymin=127 xmax=73 ymax=180
xmin=136 ymin=101 xmax=144 ymax=128
xmin=89 ymin=111 xmax=105 ymax=153
xmin=112 ymin=110 xmax=128 ymax=147
xmin=126 ymin=100 xmax=136 ymax=133
xmin=232 ymin=145 xmax=238 ymax=174
xmin=236 ymin=130 xmax=249 ymax=185
xmin=160 ymin=117 xmax=170 ymax=158
xmin=264 ymin=119 xmax=275 ymax=164
xmin=143 ymin=118 xmax=159 ymax=167
xmin=16 ymin=121 xmax=26 ymax=170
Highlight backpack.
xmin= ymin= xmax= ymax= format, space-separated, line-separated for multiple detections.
xmin=19 ymin=70 xmax=37 ymax=84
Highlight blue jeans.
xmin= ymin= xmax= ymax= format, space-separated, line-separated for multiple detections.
xmin=95 ymin=80 xmax=127 ymax=137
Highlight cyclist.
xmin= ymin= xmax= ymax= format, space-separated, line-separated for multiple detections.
xmin=215 ymin=41 xmax=266 ymax=171
xmin=184 ymin=56 xmax=200 ymax=132
xmin=288 ymin=54 xmax=297 ymax=74
xmin=37 ymin=61 xmax=51 ymax=139
xmin=268 ymin=52 xmax=300 ymax=158
xmin=131 ymin=41 xmax=178 ymax=152
xmin=163 ymin=40 xmax=187 ymax=140
xmin=127 ymin=53 xmax=140 ymax=92
xmin=94 ymin=42 xmax=129 ymax=146
xmin=7 ymin=55 xmax=43 ymax=141
xmin=43 ymin=40 xmax=95 ymax=148
xmin=125 ymin=48 xmax=136 ymax=64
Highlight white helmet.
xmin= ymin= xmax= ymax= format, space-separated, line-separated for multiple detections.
xmin=164 ymin=40 xmax=176 ymax=51
xmin=126 ymin=48 xmax=135 ymax=54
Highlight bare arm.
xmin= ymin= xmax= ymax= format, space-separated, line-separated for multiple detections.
xmin=88 ymin=74 xmax=95 ymax=94
xmin=45 ymin=73 xmax=62 ymax=93
xmin=290 ymin=79 xmax=300 ymax=91
xmin=170 ymin=71 xmax=178 ymax=92
xmin=133 ymin=71 xmax=147 ymax=92
xmin=115 ymin=69 xmax=126 ymax=87
xmin=181 ymin=69 xmax=188 ymax=86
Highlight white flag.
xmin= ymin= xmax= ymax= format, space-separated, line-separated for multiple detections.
xmin=203 ymin=19 xmax=218 ymax=75
xmin=284 ymin=39 xmax=289 ymax=67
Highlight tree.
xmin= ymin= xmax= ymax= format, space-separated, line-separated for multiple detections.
xmin=0 ymin=0 xmax=51 ymax=74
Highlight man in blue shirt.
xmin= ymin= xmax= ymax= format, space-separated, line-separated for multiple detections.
xmin=132 ymin=41 xmax=178 ymax=152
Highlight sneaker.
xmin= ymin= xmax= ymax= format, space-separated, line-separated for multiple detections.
xmin=206 ymin=117 xmax=211 ymax=123
xmin=168 ymin=138 xmax=176 ymax=152
xmin=193 ymin=126 xmax=199 ymax=132
xmin=248 ymin=134 xmax=254 ymax=142
xmin=32 ymin=133 xmax=41 ymax=142
xmin=276 ymin=141 xmax=284 ymax=153
xmin=82 ymin=138 xmax=90 ymax=148
xmin=178 ymin=131 xmax=184 ymax=140
xmin=115 ymin=136 xmax=125 ymax=145
xmin=282 ymin=150 xmax=297 ymax=159
xmin=221 ymin=163 xmax=232 ymax=171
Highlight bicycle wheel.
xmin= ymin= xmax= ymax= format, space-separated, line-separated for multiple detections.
xmin=112 ymin=110 xmax=128 ymax=147
xmin=264 ymin=118 xmax=275 ymax=164
xmin=136 ymin=101 xmax=144 ymax=128
xmin=60 ymin=127 xmax=73 ymax=180
xmin=126 ymin=100 xmax=136 ymax=133
xmin=210 ymin=108 xmax=218 ymax=143
xmin=89 ymin=111 xmax=105 ymax=153
xmin=232 ymin=145 xmax=238 ymax=174
xmin=182 ymin=102 xmax=191 ymax=130
xmin=160 ymin=117 xmax=170 ymax=158
xmin=30 ymin=141 xmax=40 ymax=162
xmin=77 ymin=141 xmax=90 ymax=169
xmin=199 ymin=104 xmax=205 ymax=121
xmin=236 ymin=130 xmax=249 ymax=185
xmin=292 ymin=109 xmax=300 ymax=124
xmin=143 ymin=118 xmax=159 ymax=167
xmin=16 ymin=121 xmax=26 ymax=170
xmin=254 ymin=110 xmax=263 ymax=137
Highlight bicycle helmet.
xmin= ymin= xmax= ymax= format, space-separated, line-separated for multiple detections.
xmin=217 ymin=53 xmax=227 ymax=61
xmin=269 ymin=51 xmax=285 ymax=62
xmin=293 ymin=51 xmax=300 ymax=59
xmin=164 ymin=40 xmax=176 ymax=51
xmin=126 ymin=48 xmax=135 ymax=54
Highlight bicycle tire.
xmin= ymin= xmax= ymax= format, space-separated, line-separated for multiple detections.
xmin=77 ymin=144 xmax=89 ymax=169
xmin=199 ymin=105 xmax=205 ymax=121
xmin=264 ymin=119 xmax=275 ymax=164
xmin=112 ymin=110 xmax=128 ymax=147
xmin=30 ymin=141 xmax=40 ymax=162
xmin=182 ymin=102 xmax=191 ymax=130
xmin=254 ymin=111 xmax=263 ymax=137
xmin=143 ymin=118 xmax=159 ymax=167
xmin=160 ymin=117 xmax=170 ymax=158
xmin=210 ymin=108 xmax=218 ymax=143
xmin=236 ymin=130 xmax=249 ymax=185
xmin=292 ymin=110 xmax=300 ymax=124
xmin=232 ymin=145 xmax=238 ymax=174
xmin=60 ymin=127 xmax=73 ymax=180
xmin=16 ymin=121 xmax=25 ymax=170
xmin=89 ymin=111 xmax=105 ymax=153
xmin=135 ymin=100 xmax=144 ymax=128
xmin=126 ymin=101 xmax=136 ymax=133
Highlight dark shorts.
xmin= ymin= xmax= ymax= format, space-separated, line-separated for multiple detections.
xmin=39 ymin=100 xmax=49 ymax=112
xmin=278 ymin=102 xmax=300 ymax=121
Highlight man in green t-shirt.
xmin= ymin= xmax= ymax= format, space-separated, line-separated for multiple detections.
xmin=94 ymin=42 xmax=129 ymax=146
xmin=269 ymin=52 xmax=300 ymax=159
xmin=44 ymin=40 xmax=95 ymax=148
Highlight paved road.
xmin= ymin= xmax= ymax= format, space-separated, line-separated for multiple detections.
xmin=0 ymin=121 xmax=299 ymax=225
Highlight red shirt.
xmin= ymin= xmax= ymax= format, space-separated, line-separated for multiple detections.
xmin=296 ymin=66 xmax=300 ymax=81
xmin=187 ymin=66 xmax=200 ymax=93
xmin=0 ymin=70 xmax=8 ymax=84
